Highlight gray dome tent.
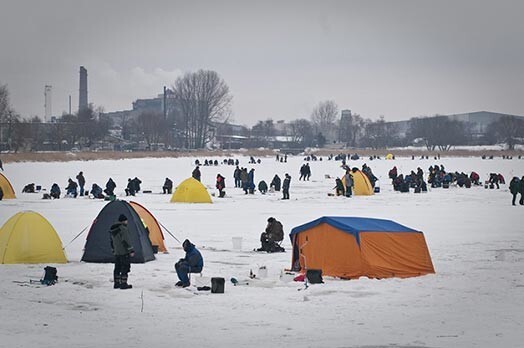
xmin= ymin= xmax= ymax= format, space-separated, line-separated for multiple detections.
xmin=81 ymin=200 xmax=155 ymax=263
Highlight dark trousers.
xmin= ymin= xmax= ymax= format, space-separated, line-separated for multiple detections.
xmin=512 ymin=193 xmax=518 ymax=205
xmin=345 ymin=186 xmax=352 ymax=197
xmin=520 ymin=193 xmax=524 ymax=205
xmin=283 ymin=188 xmax=289 ymax=199
xmin=114 ymin=255 xmax=131 ymax=280
xmin=175 ymin=260 xmax=202 ymax=284
xmin=163 ymin=187 xmax=172 ymax=194
xmin=235 ymin=178 xmax=241 ymax=188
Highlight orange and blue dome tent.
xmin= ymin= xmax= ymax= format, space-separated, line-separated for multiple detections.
xmin=290 ymin=216 xmax=434 ymax=279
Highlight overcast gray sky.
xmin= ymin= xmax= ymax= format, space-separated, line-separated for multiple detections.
xmin=1 ymin=0 xmax=523 ymax=125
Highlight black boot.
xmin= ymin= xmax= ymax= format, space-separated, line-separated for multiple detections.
xmin=113 ymin=275 xmax=121 ymax=289
xmin=120 ymin=276 xmax=132 ymax=289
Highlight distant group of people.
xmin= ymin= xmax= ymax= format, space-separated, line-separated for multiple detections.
xmin=389 ymin=166 xmax=427 ymax=193
xmin=125 ymin=177 xmax=142 ymax=196
xmin=275 ymin=154 xmax=288 ymax=163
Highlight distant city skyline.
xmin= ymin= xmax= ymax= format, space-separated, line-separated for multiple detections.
xmin=1 ymin=1 xmax=523 ymax=126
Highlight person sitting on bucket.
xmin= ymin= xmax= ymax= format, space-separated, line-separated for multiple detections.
xmin=175 ymin=239 xmax=204 ymax=288
xmin=257 ymin=217 xmax=285 ymax=252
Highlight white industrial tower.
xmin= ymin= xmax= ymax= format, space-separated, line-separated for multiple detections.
xmin=44 ymin=85 xmax=52 ymax=122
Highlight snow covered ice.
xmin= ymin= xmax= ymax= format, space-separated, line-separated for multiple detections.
xmin=1 ymin=154 xmax=523 ymax=348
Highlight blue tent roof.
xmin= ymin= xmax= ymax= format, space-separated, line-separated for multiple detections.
xmin=289 ymin=217 xmax=420 ymax=244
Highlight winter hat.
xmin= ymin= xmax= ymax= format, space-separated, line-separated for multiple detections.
xmin=182 ymin=239 xmax=192 ymax=251
xmin=118 ymin=214 xmax=128 ymax=222
xmin=267 ymin=217 xmax=275 ymax=223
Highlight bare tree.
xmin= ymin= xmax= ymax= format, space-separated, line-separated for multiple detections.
xmin=252 ymin=119 xmax=276 ymax=138
xmin=311 ymin=100 xmax=338 ymax=142
xmin=136 ymin=111 xmax=168 ymax=150
xmin=289 ymin=119 xmax=314 ymax=146
xmin=172 ymin=70 xmax=232 ymax=149
xmin=487 ymin=116 xmax=524 ymax=150
xmin=408 ymin=116 xmax=467 ymax=151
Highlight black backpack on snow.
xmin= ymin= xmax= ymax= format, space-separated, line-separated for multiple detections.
xmin=41 ymin=266 xmax=58 ymax=286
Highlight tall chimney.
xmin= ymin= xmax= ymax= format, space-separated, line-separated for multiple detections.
xmin=79 ymin=66 xmax=88 ymax=112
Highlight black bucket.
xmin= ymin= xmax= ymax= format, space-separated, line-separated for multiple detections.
xmin=211 ymin=277 xmax=225 ymax=293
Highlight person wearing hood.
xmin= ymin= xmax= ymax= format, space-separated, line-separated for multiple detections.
xmin=510 ymin=177 xmax=520 ymax=206
xmin=163 ymin=177 xmax=173 ymax=194
xmin=110 ymin=214 xmax=135 ymax=289
xmin=175 ymin=239 xmax=204 ymax=288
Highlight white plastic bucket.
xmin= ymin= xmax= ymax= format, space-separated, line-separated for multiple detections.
xmin=258 ymin=266 xmax=268 ymax=278
xmin=232 ymin=237 xmax=243 ymax=250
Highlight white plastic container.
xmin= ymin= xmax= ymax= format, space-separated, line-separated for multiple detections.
xmin=258 ymin=266 xmax=268 ymax=278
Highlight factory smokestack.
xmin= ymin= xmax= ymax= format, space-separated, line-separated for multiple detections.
xmin=79 ymin=66 xmax=88 ymax=112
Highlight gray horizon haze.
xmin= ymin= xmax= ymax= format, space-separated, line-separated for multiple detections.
xmin=1 ymin=0 xmax=523 ymax=126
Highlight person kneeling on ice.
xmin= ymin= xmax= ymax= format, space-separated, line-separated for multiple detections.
xmin=175 ymin=239 xmax=204 ymax=288
xmin=110 ymin=214 xmax=135 ymax=289
xmin=257 ymin=217 xmax=285 ymax=252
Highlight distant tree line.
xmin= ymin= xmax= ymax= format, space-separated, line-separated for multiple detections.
xmin=2 ymin=78 xmax=523 ymax=152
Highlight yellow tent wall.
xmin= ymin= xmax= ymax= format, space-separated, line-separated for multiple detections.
xmin=0 ymin=173 xmax=16 ymax=199
xmin=129 ymin=201 xmax=167 ymax=253
xmin=0 ymin=211 xmax=67 ymax=264
xmin=341 ymin=170 xmax=374 ymax=196
xmin=385 ymin=153 xmax=394 ymax=160
xmin=170 ymin=177 xmax=212 ymax=203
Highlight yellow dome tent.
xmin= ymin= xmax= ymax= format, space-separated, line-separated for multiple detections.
xmin=341 ymin=169 xmax=374 ymax=196
xmin=0 ymin=173 xmax=16 ymax=199
xmin=129 ymin=201 xmax=167 ymax=253
xmin=170 ymin=177 xmax=212 ymax=203
xmin=0 ymin=211 xmax=67 ymax=264
xmin=385 ymin=153 xmax=394 ymax=160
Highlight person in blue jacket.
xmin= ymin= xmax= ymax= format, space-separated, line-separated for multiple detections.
xmin=175 ymin=239 xmax=204 ymax=287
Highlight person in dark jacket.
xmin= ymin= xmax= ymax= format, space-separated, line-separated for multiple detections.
xmin=509 ymin=177 xmax=520 ymax=206
xmin=257 ymin=217 xmax=285 ymax=252
xmin=0 ymin=158 xmax=3 ymax=171
xmin=270 ymin=174 xmax=281 ymax=191
xmin=104 ymin=178 xmax=116 ymax=196
xmin=110 ymin=214 xmax=135 ymax=289
xmin=192 ymin=166 xmax=201 ymax=181
xmin=240 ymin=168 xmax=249 ymax=194
xmin=125 ymin=178 xmax=136 ymax=196
xmin=163 ymin=178 xmax=173 ymax=194
xmin=282 ymin=173 xmax=291 ymax=200
xmin=90 ymin=183 xmax=104 ymax=199
xmin=0 ymin=186 xmax=3 ymax=200
xmin=248 ymin=168 xmax=255 ymax=194
xmin=66 ymin=179 xmax=78 ymax=198
xmin=335 ymin=178 xmax=345 ymax=196
xmin=519 ymin=176 xmax=524 ymax=205
xmin=258 ymin=180 xmax=268 ymax=194
xmin=50 ymin=183 xmax=61 ymax=199
xmin=175 ymin=239 xmax=204 ymax=287
xmin=22 ymin=183 xmax=36 ymax=193
xmin=132 ymin=177 xmax=142 ymax=193
xmin=216 ymin=174 xmax=226 ymax=197
xmin=233 ymin=166 xmax=241 ymax=188
xmin=76 ymin=171 xmax=86 ymax=196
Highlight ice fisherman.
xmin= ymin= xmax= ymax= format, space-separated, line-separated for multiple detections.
xmin=110 ymin=214 xmax=135 ymax=289
xmin=175 ymin=239 xmax=204 ymax=288
xmin=257 ymin=217 xmax=285 ymax=253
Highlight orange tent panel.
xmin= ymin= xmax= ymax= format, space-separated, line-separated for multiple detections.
xmin=360 ymin=232 xmax=435 ymax=278
xmin=295 ymin=224 xmax=362 ymax=278
xmin=129 ymin=201 xmax=167 ymax=253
